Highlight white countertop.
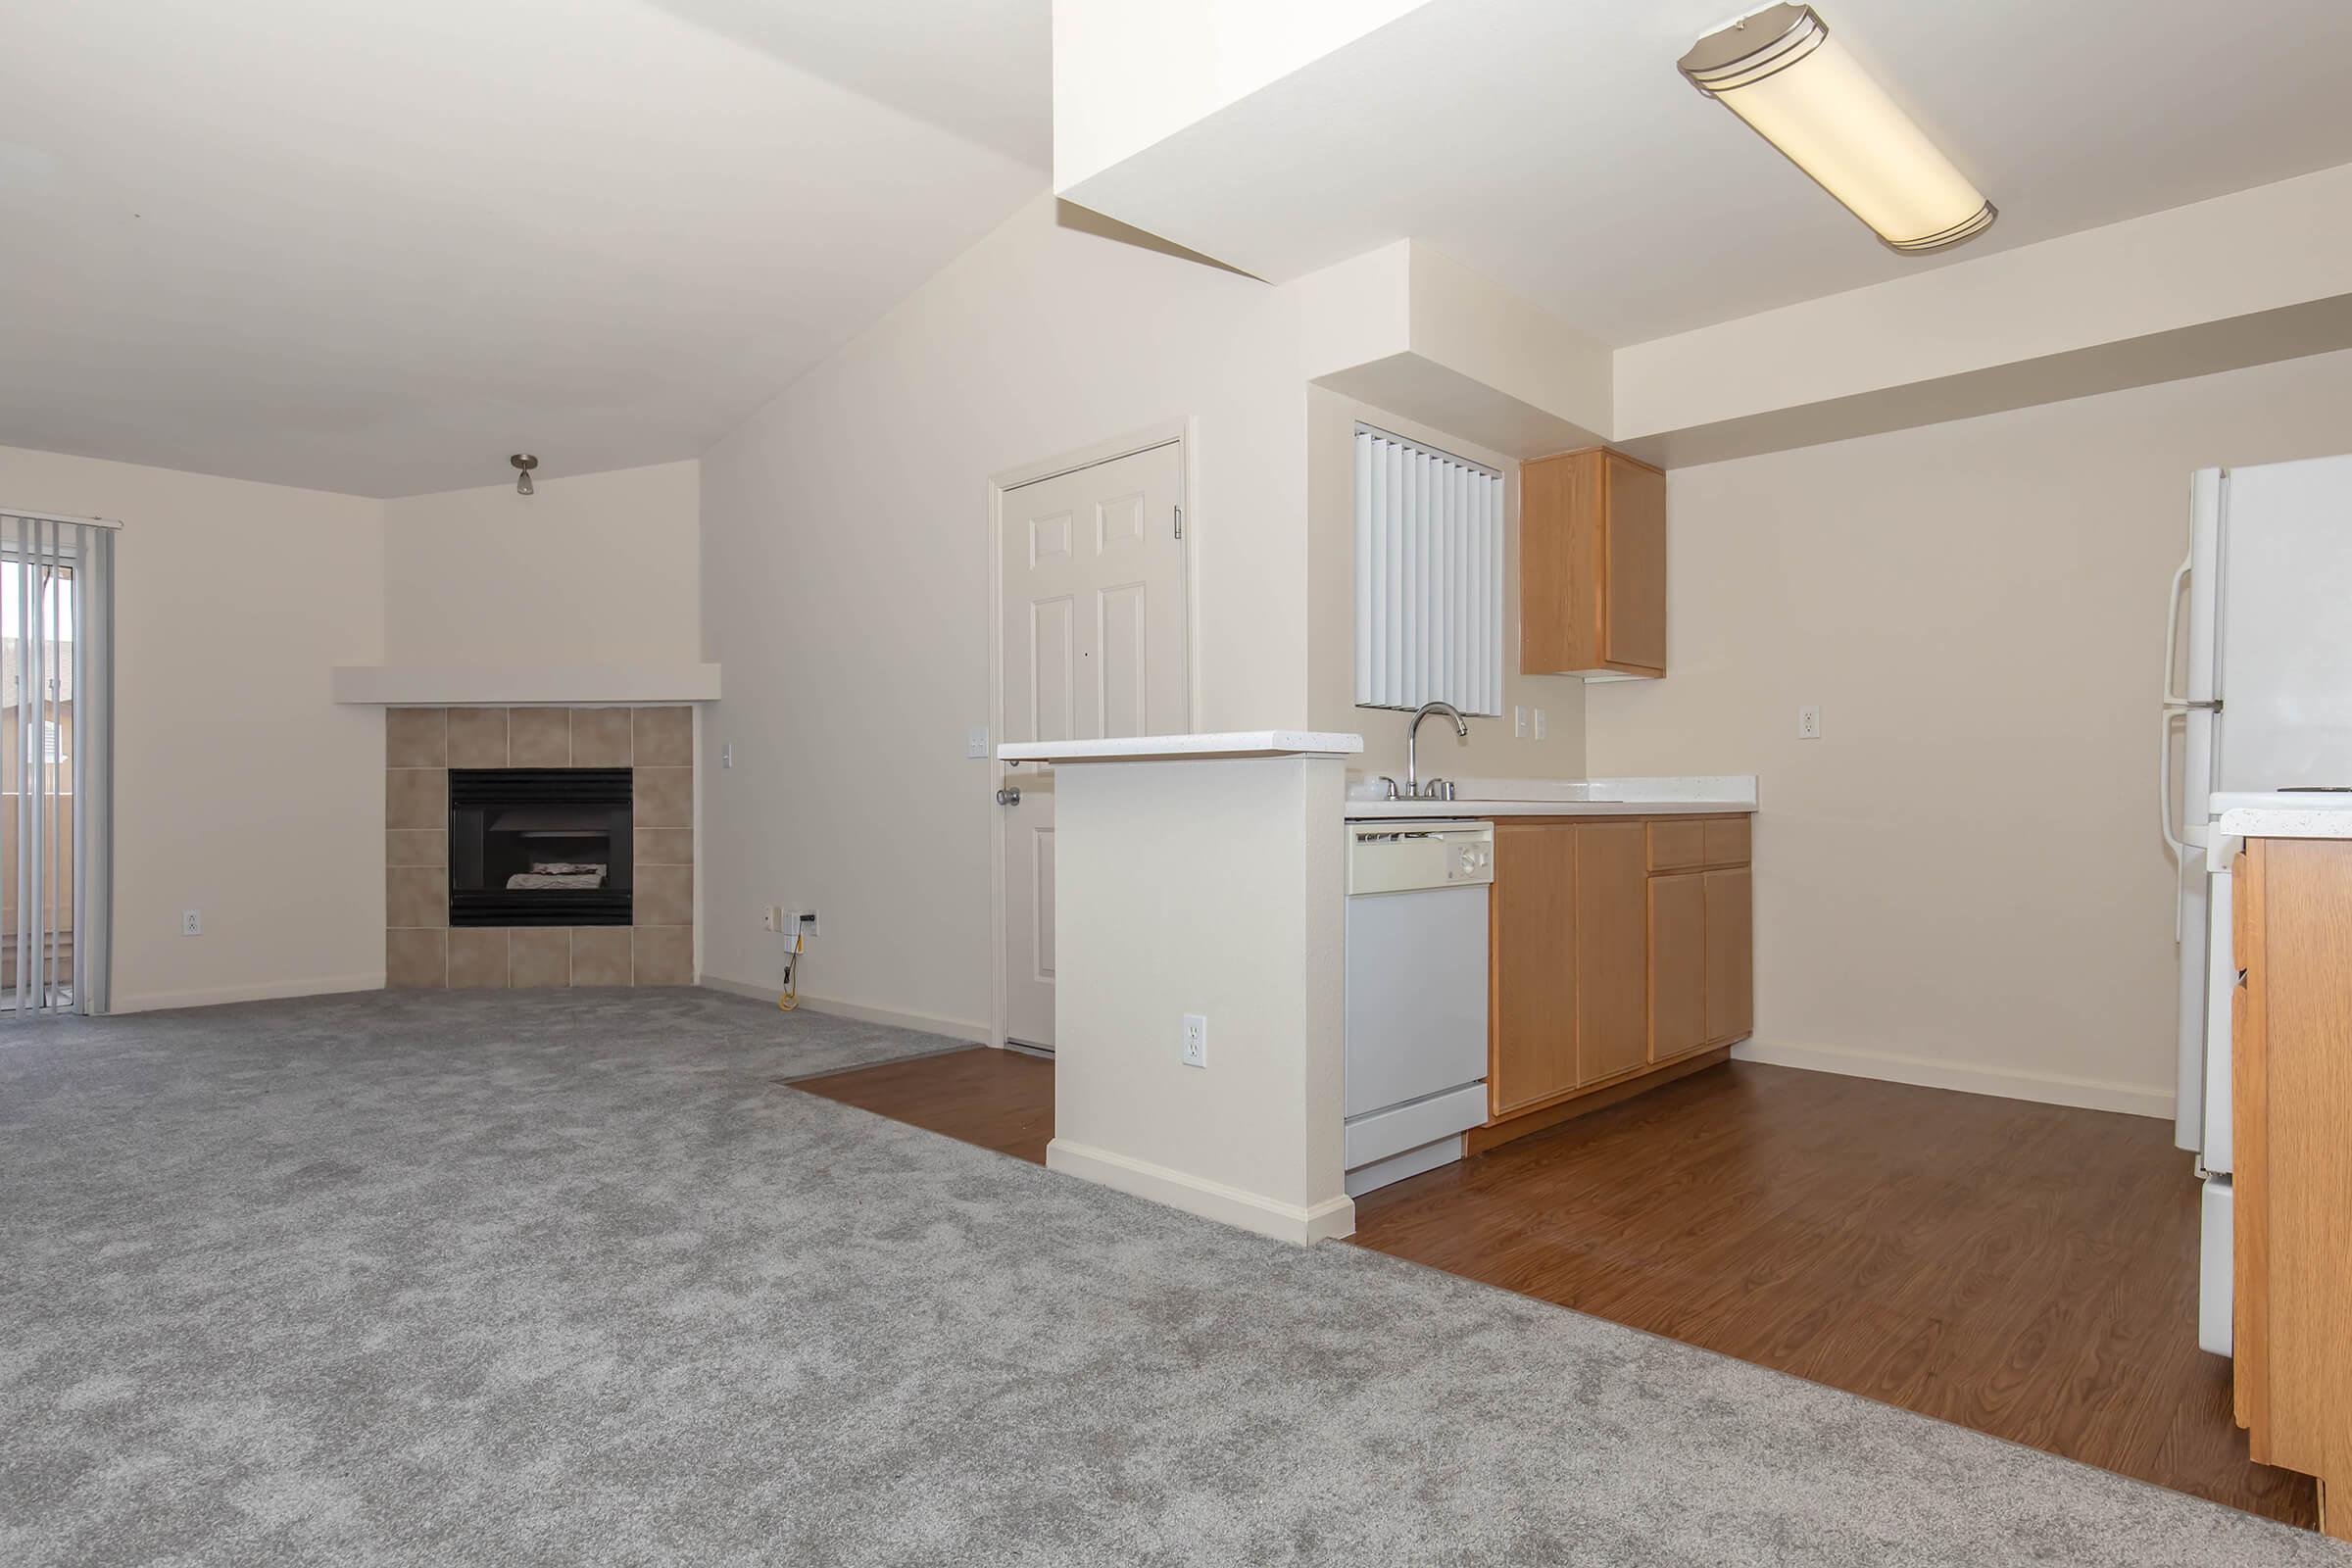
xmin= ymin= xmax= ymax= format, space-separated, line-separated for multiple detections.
xmin=1343 ymin=773 xmax=1755 ymax=819
xmin=2213 ymin=790 xmax=2352 ymax=841
xmin=1346 ymin=798 xmax=1751 ymax=819
xmin=999 ymin=730 xmax=1364 ymax=763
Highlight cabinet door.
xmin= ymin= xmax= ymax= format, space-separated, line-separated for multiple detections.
xmin=1601 ymin=452 xmax=1666 ymax=672
xmin=1576 ymin=822 xmax=1649 ymax=1085
xmin=1703 ymin=866 xmax=1753 ymax=1045
xmin=1647 ymin=872 xmax=1706 ymax=1063
xmin=1491 ymin=823 xmax=1577 ymax=1113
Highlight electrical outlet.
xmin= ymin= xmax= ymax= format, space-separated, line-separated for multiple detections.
xmin=1797 ymin=705 xmax=1823 ymax=740
xmin=1532 ymin=708 xmax=1547 ymax=741
xmin=965 ymin=726 xmax=990 ymax=760
xmin=1180 ymin=1013 xmax=1207 ymax=1068
xmin=790 ymin=908 xmax=820 ymax=938
xmin=181 ymin=908 xmax=202 ymax=936
xmin=1513 ymin=705 xmax=1528 ymax=739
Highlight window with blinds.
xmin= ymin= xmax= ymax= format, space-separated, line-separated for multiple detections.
xmin=1352 ymin=425 xmax=1503 ymax=714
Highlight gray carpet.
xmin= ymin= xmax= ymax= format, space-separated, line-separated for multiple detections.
xmin=0 ymin=992 xmax=2334 ymax=1566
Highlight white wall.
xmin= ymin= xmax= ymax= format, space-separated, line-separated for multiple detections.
xmin=1051 ymin=755 xmax=1350 ymax=1244
xmin=1584 ymin=347 xmax=2352 ymax=1116
xmin=382 ymin=460 xmax=700 ymax=665
xmin=1306 ymin=386 xmax=1587 ymax=782
xmin=0 ymin=443 xmax=385 ymax=1010
xmin=700 ymin=193 xmax=1312 ymax=1032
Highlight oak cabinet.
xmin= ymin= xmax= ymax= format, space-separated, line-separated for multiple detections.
xmin=2228 ymin=834 xmax=2352 ymax=1541
xmin=1491 ymin=822 xmax=1579 ymax=1114
xmin=1575 ymin=823 xmax=1649 ymax=1086
xmin=1702 ymin=867 xmax=1754 ymax=1045
xmin=1520 ymin=446 xmax=1667 ymax=679
xmin=1647 ymin=873 xmax=1707 ymax=1063
xmin=1487 ymin=812 xmax=1754 ymax=1140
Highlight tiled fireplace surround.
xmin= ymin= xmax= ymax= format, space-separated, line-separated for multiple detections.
xmin=385 ymin=706 xmax=693 ymax=988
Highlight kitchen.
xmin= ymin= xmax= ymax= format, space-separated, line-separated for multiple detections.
xmin=808 ymin=409 xmax=2352 ymax=1537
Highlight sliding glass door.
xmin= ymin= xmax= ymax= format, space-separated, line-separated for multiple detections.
xmin=2 ymin=513 xmax=113 ymax=1016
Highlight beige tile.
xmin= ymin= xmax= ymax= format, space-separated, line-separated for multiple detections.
xmin=633 ymin=926 xmax=693 ymax=987
xmin=387 ymin=866 xmax=448 ymax=929
xmin=386 ymin=708 xmax=448 ymax=768
xmin=633 ymin=863 xmax=693 ymax=927
xmin=447 ymin=708 xmax=510 ymax=768
xmin=386 ymin=829 xmax=448 ymax=868
xmin=386 ymin=928 xmax=446 ymax=989
xmin=570 ymin=708 xmax=633 ymax=766
xmin=510 ymin=927 xmax=571 ymax=988
xmin=635 ymin=828 xmax=693 ymax=866
xmin=633 ymin=707 xmax=692 ymax=766
xmin=447 ymin=928 xmax=511 ymax=988
xmin=386 ymin=768 xmax=448 ymax=829
xmin=569 ymin=926 xmax=633 ymax=986
xmin=509 ymin=708 xmax=570 ymax=767
xmin=634 ymin=766 xmax=692 ymax=829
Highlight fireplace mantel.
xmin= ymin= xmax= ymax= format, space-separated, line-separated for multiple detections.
xmin=332 ymin=663 xmax=721 ymax=706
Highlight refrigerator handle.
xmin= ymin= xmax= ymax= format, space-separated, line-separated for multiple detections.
xmin=2161 ymin=708 xmax=2186 ymax=939
xmin=2162 ymin=551 xmax=2192 ymax=708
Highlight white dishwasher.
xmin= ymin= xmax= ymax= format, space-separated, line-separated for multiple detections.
xmin=1344 ymin=820 xmax=1494 ymax=1196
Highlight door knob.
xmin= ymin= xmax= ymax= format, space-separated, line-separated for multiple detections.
xmin=996 ymin=785 xmax=1022 ymax=806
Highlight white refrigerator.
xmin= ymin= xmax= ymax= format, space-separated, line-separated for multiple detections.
xmin=2163 ymin=451 xmax=2352 ymax=1357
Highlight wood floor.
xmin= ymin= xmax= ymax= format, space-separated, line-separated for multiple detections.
xmin=788 ymin=1048 xmax=2316 ymax=1530
xmin=792 ymin=1046 xmax=1054 ymax=1165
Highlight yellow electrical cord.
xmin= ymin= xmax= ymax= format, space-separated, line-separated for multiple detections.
xmin=777 ymin=929 xmax=804 ymax=1011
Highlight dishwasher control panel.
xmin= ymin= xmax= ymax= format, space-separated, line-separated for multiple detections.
xmin=1348 ymin=821 xmax=1495 ymax=896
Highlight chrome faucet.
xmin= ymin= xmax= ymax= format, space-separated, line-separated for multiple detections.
xmin=1405 ymin=701 xmax=1469 ymax=799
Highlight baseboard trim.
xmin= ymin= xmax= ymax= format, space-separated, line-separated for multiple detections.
xmin=699 ymin=974 xmax=987 ymax=1045
xmin=1047 ymin=1138 xmax=1356 ymax=1246
xmin=111 ymin=972 xmax=386 ymax=1014
xmin=1732 ymin=1037 xmax=2176 ymax=1121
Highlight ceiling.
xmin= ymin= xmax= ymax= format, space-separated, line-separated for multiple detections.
xmin=1070 ymin=0 xmax=2352 ymax=344
xmin=0 ymin=0 xmax=1050 ymax=497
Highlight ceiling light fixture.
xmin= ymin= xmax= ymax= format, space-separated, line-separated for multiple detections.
xmin=511 ymin=453 xmax=538 ymax=496
xmin=1679 ymin=5 xmax=1995 ymax=255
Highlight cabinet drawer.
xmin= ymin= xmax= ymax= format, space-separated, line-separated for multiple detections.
xmin=1703 ymin=817 xmax=1751 ymax=867
xmin=1648 ymin=820 xmax=1706 ymax=872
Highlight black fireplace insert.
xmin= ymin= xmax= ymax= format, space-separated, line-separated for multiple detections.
xmin=448 ymin=768 xmax=632 ymax=927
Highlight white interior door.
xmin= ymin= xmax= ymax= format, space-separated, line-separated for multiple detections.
xmin=999 ymin=440 xmax=1186 ymax=1049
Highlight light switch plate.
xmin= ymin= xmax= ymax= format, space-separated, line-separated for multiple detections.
xmin=1513 ymin=706 xmax=1528 ymax=739
xmin=1532 ymin=708 xmax=1547 ymax=741
xmin=966 ymin=726 xmax=990 ymax=760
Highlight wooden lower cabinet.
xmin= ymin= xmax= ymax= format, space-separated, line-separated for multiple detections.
xmin=1647 ymin=873 xmax=1706 ymax=1062
xmin=1485 ymin=813 xmax=1754 ymax=1147
xmin=1576 ymin=823 xmax=1648 ymax=1085
xmin=1490 ymin=822 xmax=1579 ymax=1114
xmin=2230 ymin=835 xmax=2352 ymax=1541
xmin=1703 ymin=866 xmax=1753 ymax=1045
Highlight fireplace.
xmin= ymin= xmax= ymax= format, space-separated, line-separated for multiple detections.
xmin=448 ymin=768 xmax=632 ymax=927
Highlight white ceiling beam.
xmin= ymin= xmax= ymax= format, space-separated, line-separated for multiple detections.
xmin=1614 ymin=162 xmax=2352 ymax=459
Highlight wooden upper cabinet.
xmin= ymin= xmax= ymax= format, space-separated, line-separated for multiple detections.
xmin=1521 ymin=446 xmax=1667 ymax=679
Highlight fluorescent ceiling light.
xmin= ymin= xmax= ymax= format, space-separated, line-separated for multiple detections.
xmin=1679 ymin=5 xmax=1994 ymax=254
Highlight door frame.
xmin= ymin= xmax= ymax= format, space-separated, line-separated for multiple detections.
xmin=987 ymin=418 xmax=1199 ymax=1050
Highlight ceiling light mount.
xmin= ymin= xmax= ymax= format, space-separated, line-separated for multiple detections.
xmin=1680 ymin=5 xmax=1995 ymax=255
xmin=510 ymin=453 xmax=538 ymax=496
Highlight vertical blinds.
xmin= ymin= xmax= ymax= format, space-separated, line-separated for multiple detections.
xmin=1352 ymin=425 xmax=1502 ymax=714
xmin=1 ymin=513 xmax=113 ymax=1017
